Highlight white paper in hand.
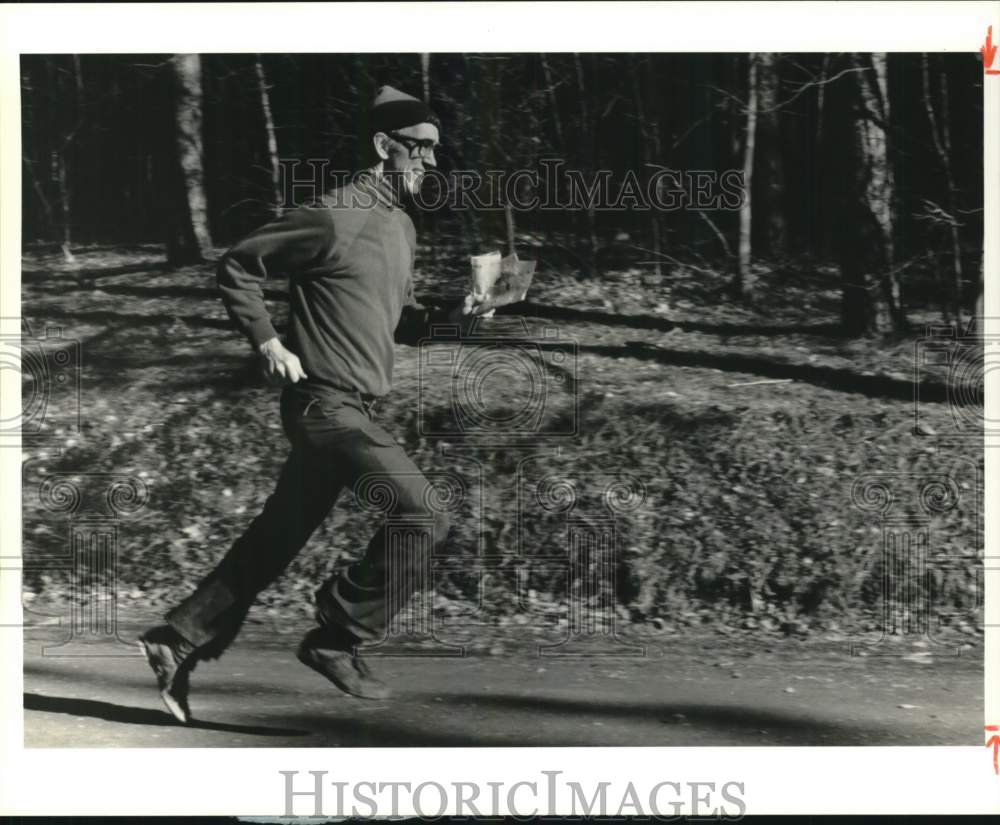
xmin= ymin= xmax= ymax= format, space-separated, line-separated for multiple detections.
xmin=469 ymin=251 xmax=535 ymax=313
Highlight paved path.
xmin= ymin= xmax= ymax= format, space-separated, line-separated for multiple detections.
xmin=22 ymin=623 xmax=982 ymax=747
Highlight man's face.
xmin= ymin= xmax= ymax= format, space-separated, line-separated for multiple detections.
xmin=380 ymin=122 xmax=439 ymax=196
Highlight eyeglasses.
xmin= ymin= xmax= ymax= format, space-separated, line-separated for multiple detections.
xmin=386 ymin=131 xmax=438 ymax=160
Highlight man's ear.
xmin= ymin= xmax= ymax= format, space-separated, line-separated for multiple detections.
xmin=372 ymin=132 xmax=391 ymax=161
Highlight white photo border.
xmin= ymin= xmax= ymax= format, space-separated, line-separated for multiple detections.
xmin=1 ymin=1 xmax=998 ymax=816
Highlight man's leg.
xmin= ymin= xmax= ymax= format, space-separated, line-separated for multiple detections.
xmin=299 ymin=417 xmax=451 ymax=698
xmin=164 ymin=435 xmax=343 ymax=658
xmin=312 ymin=433 xmax=451 ymax=647
xmin=141 ymin=390 xmax=344 ymax=720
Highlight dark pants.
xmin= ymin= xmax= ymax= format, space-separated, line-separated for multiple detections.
xmin=165 ymin=385 xmax=450 ymax=658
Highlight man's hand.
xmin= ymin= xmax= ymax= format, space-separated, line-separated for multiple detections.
xmin=448 ymin=291 xmax=495 ymax=324
xmin=258 ymin=337 xmax=308 ymax=386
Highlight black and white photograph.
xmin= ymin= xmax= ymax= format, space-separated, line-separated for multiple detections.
xmin=2 ymin=1 xmax=998 ymax=818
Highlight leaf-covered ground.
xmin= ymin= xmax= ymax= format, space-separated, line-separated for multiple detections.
xmin=19 ymin=241 xmax=984 ymax=648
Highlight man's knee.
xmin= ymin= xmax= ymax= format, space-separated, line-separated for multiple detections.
xmin=431 ymin=510 xmax=450 ymax=544
xmin=393 ymin=501 xmax=450 ymax=543
xmin=389 ymin=478 xmax=451 ymax=540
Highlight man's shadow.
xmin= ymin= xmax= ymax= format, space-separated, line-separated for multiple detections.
xmin=23 ymin=692 xmax=310 ymax=738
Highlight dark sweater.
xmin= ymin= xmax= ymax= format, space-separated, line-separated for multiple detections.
xmin=217 ymin=173 xmax=449 ymax=398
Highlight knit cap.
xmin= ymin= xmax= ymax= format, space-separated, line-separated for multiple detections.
xmin=369 ymin=85 xmax=438 ymax=134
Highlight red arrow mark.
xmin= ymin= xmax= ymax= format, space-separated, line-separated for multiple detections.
xmin=987 ymin=726 xmax=1000 ymax=774
xmin=982 ymin=25 xmax=1000 ymax=75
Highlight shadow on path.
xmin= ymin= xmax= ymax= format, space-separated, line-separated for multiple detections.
xmin=432 ymin=691 xmax=895 ymax=743
xmin=287 ymin=714 xmax=490 ymax=747
xmin=95 ymin=283 xmax=288 ymax=303
xmin=22 ymin=260 xmax=177 ymax=283
xmin=23 ymin=692 xmax=310 ymax=737
xmin=24 ymin=304 xmax=964 ymax=406
xmin=510 ymin=300 xmax=846 ymax=338
xmin=24 ymin=307 xmax=235 ymax=332
xmin=573 ymin=341 xmax=952 ymax=404
xmin=27 ymin=282 xmax=842 ymax=339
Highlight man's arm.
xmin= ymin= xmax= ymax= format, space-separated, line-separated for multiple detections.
xmin=217 ymin=208 xmax=332 ymax=384
xmin=394 ymin=279 xmax=490 ymax=347
xmin=393 ymin=219 xmax=491 ymax=346
xmin=217 ymin=208 xmax=331 ymax=347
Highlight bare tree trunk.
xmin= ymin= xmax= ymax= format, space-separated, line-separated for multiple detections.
xmin=69 ymin=55 xmax=86 ymax=252
xmin=838 ymin=53 xmax=904 ymax=335
xmin=756 ymin=53 xmax=786 ymax=257
xmin=420 ymin=52 xmax=437 ymax=268
xmin=25 ymin=158 xmax=55 ymax=234
xmin=21 ymin=64 xmax=62 ymax=245
xmin=730 ymin=55 xmax=743 ymax=162
xmin=648 ymin=115 xmax=665 ymax=282
xmin=253 ymin=55 xmax=282 ymax=218
xmin=504 ymin=204 xmax=517 ymax=257
xmin=48 ymin=56 xmax=79 ymax=263
xmin=629 ymin=56 xmax=663 ymax=282
xmin=737 ymin=54 xmax=758 ymax=298
xmin=864 ymin=53 xmax=902 ymax=330
xmin=921 ymin=53 xmax=964 ymax=325
xmin=815 ymin=54 xmax=829 ymax=148
xmin=55 ymin=153 xmax=74 ymax=263
xmin=421 ymin=53 xmax=431 ymax=105
xmin=814 ymin=54 xmax=829 ymax=258
xmin=573 ymin=53 xmax=598 ymax=276
xmin=539 ymin=54 xmax=565 ymax=152
xmin=168 ymin=53 xmax=213 ymax=264
xmin=460 ymin=55 xmax=482 ymax=251
xmin=973 ymin=250 xmax=984 ymax=338
xmin=939 ymin=69 xmax=964 ymax=323
xmin=539 ymin=54 xmax=566 ymax=258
